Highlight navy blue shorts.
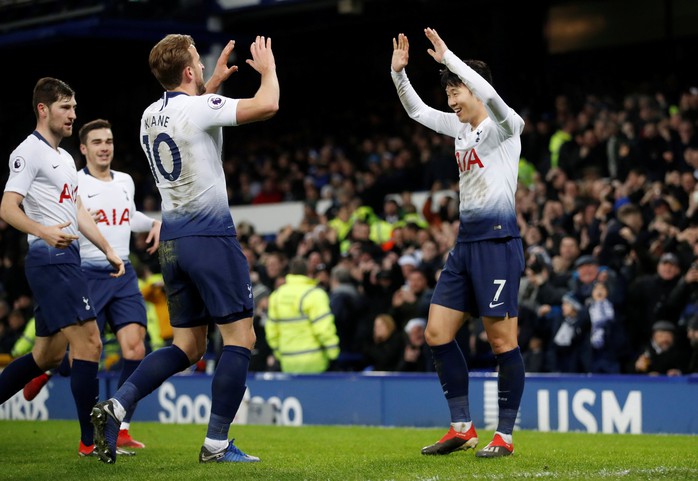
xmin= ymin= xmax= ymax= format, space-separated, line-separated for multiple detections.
xmin=26 ymin=263 xmax=97 ymax=337
xmin=431 ymin=237 xmax=525 ymax=318
xmin=83 ymin=263 xmax=147 ymax=334
xmin=159 ymin=236 xmax=253 ymax=327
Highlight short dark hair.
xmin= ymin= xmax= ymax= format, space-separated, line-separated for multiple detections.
xmin=288 ymin=256 xmax=308 ymax=275
xmin=32 ymin=77 xmax=74 ymax=118
xmin=440 ymin=60 xmax=492 ymax=89
xmin=79 ymin=119 xmax=112 ymax=145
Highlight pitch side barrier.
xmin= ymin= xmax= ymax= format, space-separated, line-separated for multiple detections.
xmin=2 ymin=372 xmax=697 ymax=434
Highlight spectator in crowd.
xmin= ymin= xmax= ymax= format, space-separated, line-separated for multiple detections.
xmin=549 ymin=293 xmax=588 ymax=373
xmin=362 ymin=313 xmax=404 ymax=371
xmin=586 ymin=281 xmax=622 ymax=373
xmin=397 ymin=317 xmax=433 ymax=372
xmin=624 ymin=252 xmax=682 ymax=356
xmin=0 ymin=309 xmax=26 ymax=354
xmin=568 ymin=254 xmax=622 ymax=307
xmin=634 ymin=320 xmax=687 ymax=375
xmin=550 ymin=235 xmax=581 ymax=288
xmin=390 ymin=268 xmax=434 ymax=328
xmin=685 ymin=314 xmax=698 ymax=373
xmin=329 ymin=264 xmax=371 ymax=371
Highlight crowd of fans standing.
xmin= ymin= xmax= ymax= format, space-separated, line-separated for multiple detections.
xmin=2 ymin=83 xmax=698 ymax=376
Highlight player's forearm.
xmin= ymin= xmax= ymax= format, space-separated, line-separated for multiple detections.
xmin=442 ymin=50 xmax=509 ymax=121
xmin=131 ymin=210 xmax=158 ymax=233
xmin=0 ymin=196 xmax=44 ymax=238
xmin=253 ymin=72 xmax=280 ymax=119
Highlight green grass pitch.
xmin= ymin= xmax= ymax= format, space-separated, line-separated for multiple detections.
xmin=1 ymin=420 xmax=697 ymax=480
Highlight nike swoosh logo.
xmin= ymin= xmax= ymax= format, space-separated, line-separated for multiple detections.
xmin=52 ymin=164 xmax=60 ymax=169
xmin=87 ymin=193 xmax=100 ymax=198
xmin=200 ymin=451 xmax=223 ymax=462
xmin=457 ymin=136 xmax=462 ymax=140
xmin=489 ymin=301 xmax=504 ymax=308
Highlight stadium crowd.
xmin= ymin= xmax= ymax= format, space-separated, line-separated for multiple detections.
xmin=2 ymin=83 xmax=698 ymax=376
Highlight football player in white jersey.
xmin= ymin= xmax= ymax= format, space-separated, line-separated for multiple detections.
xmin=22 ymin=118 xmax=161 ymax=453
xmin=92 ymin=34 xmax=279 ymax=464
xmin=391 ymin=29 xmax=526 ymax=458
xmin=0 ymin=77 xmax=125 ymax=457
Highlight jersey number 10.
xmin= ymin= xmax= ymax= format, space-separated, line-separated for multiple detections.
xmin=142 ymin=133 xmax=182 ymax=183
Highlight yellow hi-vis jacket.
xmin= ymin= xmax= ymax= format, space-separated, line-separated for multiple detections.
xmin=266 ymin=274 xmax=340 ymax=373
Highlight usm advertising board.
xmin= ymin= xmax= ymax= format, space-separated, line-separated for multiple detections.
xmin=2 ymin=372 xmax=697 ymax=434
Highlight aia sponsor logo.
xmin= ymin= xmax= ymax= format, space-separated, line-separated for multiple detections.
xmin=456 ymin=149 xmax=484 ymax=173
xmin=94 ymin=208 xmax=131 ymax=226
xmin=59 ymin=184 xmax=78 ymax=203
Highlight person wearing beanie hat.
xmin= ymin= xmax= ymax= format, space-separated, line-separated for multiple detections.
xmin=635 ymin=320 xmax=687 ymax=375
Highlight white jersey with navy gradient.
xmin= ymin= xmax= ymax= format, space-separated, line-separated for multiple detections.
xmin=391 ymin=50 xmax=524 ymax=242
xmin=139 ymin=92 xmax=240 ymax=241
xmin=77 ymin=168 xmax=154 ymax=269
xmin=4 ymin=132 xmax=80 ymax=265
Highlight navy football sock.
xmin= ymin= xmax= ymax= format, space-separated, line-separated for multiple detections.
xmin=114 ymin=345 xmax=191 ymax=414
xmin=495 ymin=346 xmax=525 ymax=435
xmin=119 ymin=359 xmax=142 ymax=424
xmin=71 ymin=359 xmax=99 ymax=446
xmin=0 ymin=354 xmax=44 ymax=404
xmin=430 ymin=341 xmax=471 ymax=423
xmin=206 ymin=345 xmax=251 ymax=441
xmin=56 ymin=352 xmax=71 ymax=377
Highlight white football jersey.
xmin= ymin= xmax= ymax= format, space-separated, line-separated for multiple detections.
xmin=139 ymin=92 xmax=240 ymax=241
xmin=77 ymin=168 xmax=154 ymax=268
xmin=391 ymin=50 xmax=524 ymax=242
xmin=4 ymin=132 xmax=80 ymax=265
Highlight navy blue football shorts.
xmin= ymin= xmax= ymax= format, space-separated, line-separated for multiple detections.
xmin=83 ymin=263 xmax=147 ymax=334
xmin=431 ymin=237 xmax=525 ymax=319
xmin=159 ymin=235 xmax=254 ymax=327
xmin=26 ymin=263 xmax=97 ymax=337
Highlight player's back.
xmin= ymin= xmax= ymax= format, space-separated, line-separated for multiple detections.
xmin=139 ymin=92 xmax=239 ymax=241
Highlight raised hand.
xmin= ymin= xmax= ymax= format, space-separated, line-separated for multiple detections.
xmin=246 ymin=36 xmax=276 ymax=75
xmin=205 ymin=40 xmax=239 ymax=94
xmin=424 ymin=27 xmax=448 ymax=63
xmin=391 ymin=33 xmax=409 ymax=72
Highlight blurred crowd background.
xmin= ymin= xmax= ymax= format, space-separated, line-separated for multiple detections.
xmin=1 ymin=0 xmax=698 ymax=375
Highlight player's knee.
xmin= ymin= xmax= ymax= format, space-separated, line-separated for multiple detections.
xmin=424 ymin=327 xmax=443 ymax=347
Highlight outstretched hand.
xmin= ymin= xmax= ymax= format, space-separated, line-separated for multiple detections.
xmin=424 ymin=27 xmax=448 ymax=63
xmin=391 ymin=33 xmax=409 ymax=72
xmin=246 ymin=36 xmax=276 ymax=75
xmin=205 ymin=40 xmax=239 ymax=94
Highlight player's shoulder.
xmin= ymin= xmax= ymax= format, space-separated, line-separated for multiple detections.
xmin=10 ymin=133 xmax=42 ymax=158
xmin=111 ymin=170 xmax=136 ymax=186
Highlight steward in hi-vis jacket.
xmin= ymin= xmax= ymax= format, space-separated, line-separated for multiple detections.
xmin=266 ymin=257 xmax=340 ymax=373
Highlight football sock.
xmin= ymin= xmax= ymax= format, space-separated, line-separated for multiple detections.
xmin=451 ymin=421 xmax=473 ymax=433
xmin=495 ymin=346 xmax=525 ymax=435
xmin=206 ymin=345 xmax=251 ymax=441
xmin=119 ymin=359 xmax=141 ymax=424
xmin=113 ymin=345 xmax=190 ymax=414
xmin=0 ymin=353 xmax=44 ymax=404
xmin=57 ymin=353 xmax=71 ymax=377
xmin=431 ymin=341 xmax=471 ymax=422
xmin=71 ymin=359 xmax=99 ymax=446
